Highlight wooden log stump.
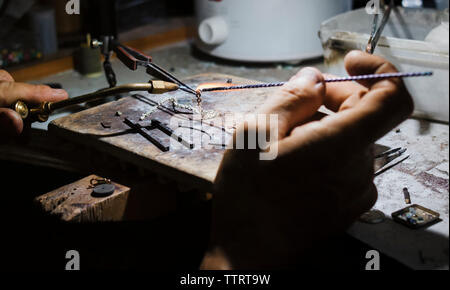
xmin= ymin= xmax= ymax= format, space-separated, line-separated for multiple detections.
xmin=35 ymin=175 xmax=130 ymax=222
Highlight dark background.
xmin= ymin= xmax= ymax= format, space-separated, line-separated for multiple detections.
xmin=0 ymin=159 xmax=408 ymax=271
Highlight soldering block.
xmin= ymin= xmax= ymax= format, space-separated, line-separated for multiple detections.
xmin=34 ymin=175 xmax=130 ymax=223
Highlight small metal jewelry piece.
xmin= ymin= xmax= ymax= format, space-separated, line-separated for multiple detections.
xmin=88 ymin=178 xmax=112 ymax=189
xmin=139 ymin=96 xmax=218 ymax=121
xmin=195 ymin=89 xmax=203 ymax=116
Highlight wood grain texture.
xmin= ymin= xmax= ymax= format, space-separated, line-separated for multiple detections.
xmin=49 ymin=74 xmax=275 ymax=191
xmin=35 ymin=175 xmax=130 ymax=222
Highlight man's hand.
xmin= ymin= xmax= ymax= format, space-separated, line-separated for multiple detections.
xmin=0 ymin=70 xmax=68 ymax=137
xmin=201 ymin=51 xmax=414 ymax=269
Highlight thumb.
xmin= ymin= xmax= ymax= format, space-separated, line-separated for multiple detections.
xmin=0 ymin=81 xmax=68 ymax=107
xmin=0 ymin=108 xmax=24 ymax=138
xmin=259 ymin=67 xmax=325 ymax=138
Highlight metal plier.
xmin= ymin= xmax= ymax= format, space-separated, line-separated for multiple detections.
xmin=366 ymin=0 xmax=394 ymax=54
xmin=92 ymin=37 xmax=197 ymax=95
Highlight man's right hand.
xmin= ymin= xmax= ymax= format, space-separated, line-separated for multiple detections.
xmin=202 ymin=51 xmax=414 ymax=269
xmin=0 ymin=70 xmax=68 ymax=137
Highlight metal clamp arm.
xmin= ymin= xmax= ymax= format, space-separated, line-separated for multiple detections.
xmin=114 ymin=43 xmax=152 ymax=71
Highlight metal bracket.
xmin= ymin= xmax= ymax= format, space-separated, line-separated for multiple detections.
xmin=123 ymin=118 xmax=194 ymax=152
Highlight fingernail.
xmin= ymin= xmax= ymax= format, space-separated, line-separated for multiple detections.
xmin=52 ymin=89 xmax=68 ymax=98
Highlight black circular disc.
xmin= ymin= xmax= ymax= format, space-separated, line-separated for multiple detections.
xmin=93 ymin=184 xmax=115 ymax=197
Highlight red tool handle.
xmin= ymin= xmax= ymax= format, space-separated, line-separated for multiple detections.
xmin=114 ymin=44 xmax=152 ymax=71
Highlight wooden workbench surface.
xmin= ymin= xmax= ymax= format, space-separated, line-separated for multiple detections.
xmin=49 ymin=73 xmax=274 ymax=191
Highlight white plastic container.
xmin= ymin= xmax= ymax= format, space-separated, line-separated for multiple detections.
xmin=195 ymin=0 xmax=352 ymax=62
xmin=320 ymin=8 xmax=449 ymax=122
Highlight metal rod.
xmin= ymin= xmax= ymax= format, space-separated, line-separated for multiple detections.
xmin=147 ymin=63 xmax=197 ymax=95
xmin=50 ymin=83 xmax=154 ymax=111
xmin=15 ymin=81 xmax=179 ymax=123
xmin=199 ymin=72 xmax=433 ymax=93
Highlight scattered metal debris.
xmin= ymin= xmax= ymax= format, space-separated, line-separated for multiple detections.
xmin=139 ymin=96 xmax=217 ymax=121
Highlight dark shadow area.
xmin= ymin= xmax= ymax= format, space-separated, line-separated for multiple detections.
xmin=1 ymin=160 xmax=411 ymax=271
xmin=0 ymin=159 xmax=211 ymax=271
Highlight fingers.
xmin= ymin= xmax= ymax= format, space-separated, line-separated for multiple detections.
xmin=0 ymin=82 xmax=68 ymax=107
xmin=345 ymin=50 xmax=403 ymax=89
xmin=0 ymin=108 xmax=23 ymax=137
xmin=258 ymin=67 xmax=325 ymax=138
xmin=0 ymin=79 xmax=68 ymax=138
xmin=0 ymin=70 xmax=14 ymax=82
xmin=323 ymin=50 xmax=410 ymax=113
xmin=322 ymin=51 xmax=413 ymax=148
xmin=278 ymin=52 xmax=413 ymax=160
xmin=323 ymin=73 xmax=369 ymax=112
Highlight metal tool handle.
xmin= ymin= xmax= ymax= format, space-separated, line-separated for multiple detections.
xmin=114 ymin=43 xmax=152 ymax=71
xmin=12 ymin=81 xmax=179 ymax=123
xmin=13 ymin=100 xmax=52 ymax=123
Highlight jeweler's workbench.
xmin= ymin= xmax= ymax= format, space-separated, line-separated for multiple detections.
xmin=3 ymin=42 xmax=448 ymax=270
xmin=49 ymin=73 xmax=272 ymax=190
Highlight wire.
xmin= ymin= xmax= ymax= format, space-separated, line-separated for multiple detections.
xmin=199 ymin=72 xmax=433 ymax=93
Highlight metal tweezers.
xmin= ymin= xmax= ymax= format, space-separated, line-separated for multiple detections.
xmin=366 ymin=0 xmax=394 ymax=54
xmin=114 ymin=43 xmax=197 ymax=95
xmin=374 ymin=147 xmax=409 ymax=176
